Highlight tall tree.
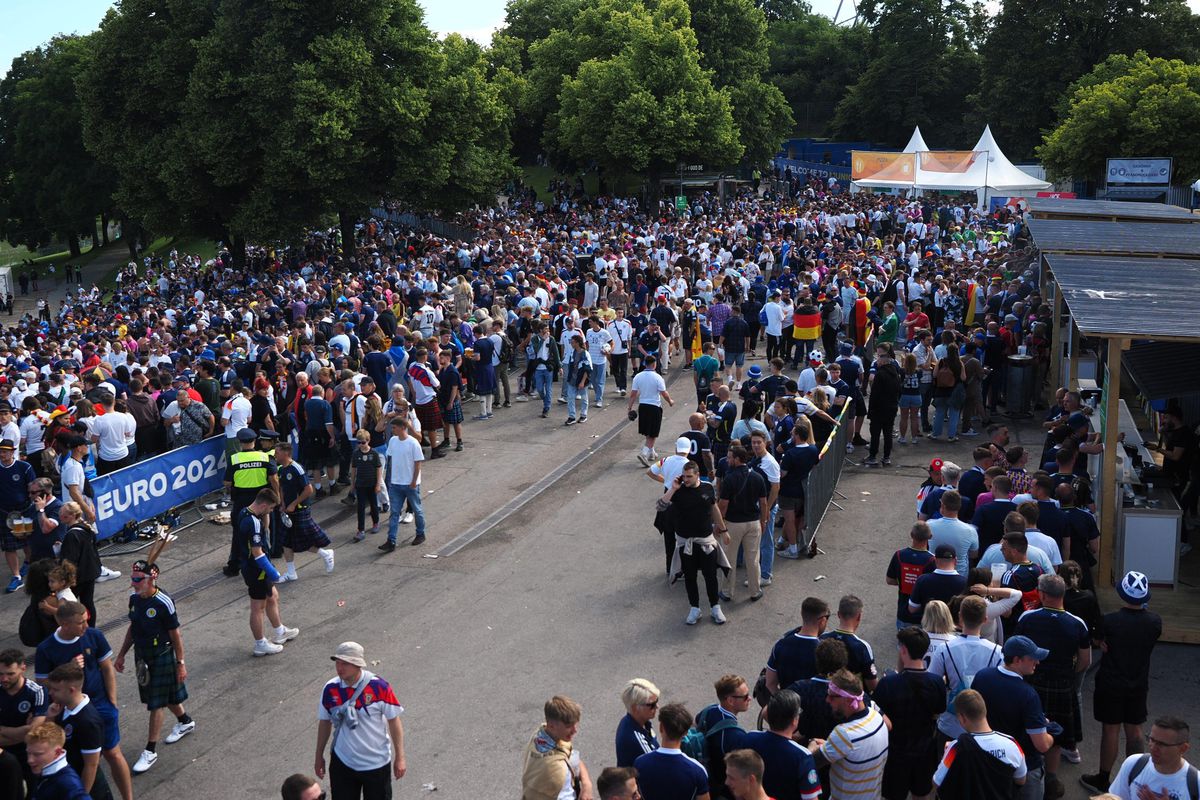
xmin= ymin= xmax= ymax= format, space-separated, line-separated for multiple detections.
xmin=1039 ymin=51 xmax=1200 ymax=185
xmin=531 ymin=0 xmax=742 ymax=175
xmin=688 ymin=0 xmax=794 ymax=166
xmin=971 ymin=0 xmax=1200 ymax=161
xmin=0 ymin=35 xmax=116 ymax=257
xmin=830 ymin=0 xmax=982 ymax=147
xmin=765 ymin=9 xmax=869 ymax=136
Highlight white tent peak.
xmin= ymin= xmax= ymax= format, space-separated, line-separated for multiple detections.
xmin=902 ymin=126 xmax=929 ymax=154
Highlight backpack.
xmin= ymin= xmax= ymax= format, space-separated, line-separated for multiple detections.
xmin=1127 ymin=754 xmax=1199 ymax=800
xmin=935 ymin=363 xmax=956 ymax=388
xmin=679 ymin=704 xmax=741 ymax=769
xmin=944 ymin=642 xmax=999 ymax=714
xmin=758 ymin=307 xmax=768 ymax=325
xmin=499 ymin=333 xmax=514 ymax=364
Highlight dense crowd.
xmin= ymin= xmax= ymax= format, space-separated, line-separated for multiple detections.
xmin=0 ymin=175 xmax=1195 ymax=800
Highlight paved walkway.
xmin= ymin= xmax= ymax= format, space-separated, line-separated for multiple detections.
xmin=8 ymin=244 xmax=129 ymax=319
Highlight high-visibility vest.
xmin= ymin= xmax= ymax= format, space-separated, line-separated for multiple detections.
xmin=230 ymin=450 xmax=270 ymax=490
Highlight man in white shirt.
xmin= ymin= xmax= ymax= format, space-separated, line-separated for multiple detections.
xmin=763 ymin=291 xmax=785 ymax=361
xmin=584 ymin=317 xmax=613 ymax=407
xmin=1106 ymin=716 xmax=1197 ymax=800
xmin=90 ymin=393 xmax=134 ymax=475
xmin=382 ymin=418 xmax=425 ymax=550
xmin=60 ymin=436 xmax=96 ymax=523
xmin=606 ymin=310 xmax=633 ymax=397
xmin=628 ymin=357 xmax=674 ymax=467
xmin=221 ymin=382 xmax=253 ymax=458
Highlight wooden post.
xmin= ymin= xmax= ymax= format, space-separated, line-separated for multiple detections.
xmin=1067 ymin=319 xmax=1080 ymax=389
xmin=1050 ymin=275 xmax=1063 ymax=395
xmin=1097 ymin=337 xmax=1125 ymax=590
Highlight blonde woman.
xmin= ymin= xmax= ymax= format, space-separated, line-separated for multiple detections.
xmin=921 ymin=600 xmax=958 ymax=663
xmin=616 ymin=678 xmax=660 ymax=767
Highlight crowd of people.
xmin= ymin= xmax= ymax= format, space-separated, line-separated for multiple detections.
xmin=0 ymin=172 xmax=1194 ymax=800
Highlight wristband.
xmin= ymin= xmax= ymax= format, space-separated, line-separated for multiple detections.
xmin=254 ymin=553 xmax=281 ymax=582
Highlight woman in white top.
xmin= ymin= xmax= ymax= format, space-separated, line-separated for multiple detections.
xmin=965 ymin=569 xmax=1022 ymax=643
xmin=921 ymin=600 xmax=958 ymax=664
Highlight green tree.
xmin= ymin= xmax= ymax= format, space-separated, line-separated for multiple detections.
xmin=830 ymin=0 xmax=982 ymax=146
xmin=971 ymin=0 xmax=1200 ymax=161
xmin=765 ymin=9 xmax=869 ymax=136
xmin=82 ymin=0 xmax=515 ymax=262
xmin=0 ymin=35 xmax=116 ymax=257
xmin=531 ymin=0 xmax=742 ymax=176
xmin=688 ymin=0 xmax=794 ymax=165
xmin=1039 ymin=51 xmax=1200 ymax=185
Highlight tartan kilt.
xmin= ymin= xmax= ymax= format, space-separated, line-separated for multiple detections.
xmin=415 ymin=400 xmax=442 ymax=430
xmin=284 ymin=508 xmax=330 ymax=551
xmin=1030 ymin=673 xmax=1078 ymax=745
xmin=442 ymin=399 xmax=464 ymax=425
xmin=136 ymin=647 xmax=188 ymax=710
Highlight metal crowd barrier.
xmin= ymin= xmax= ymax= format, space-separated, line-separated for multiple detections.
xmin=369 ymin=207 xmax=477 ymax=243
xmin=802 ymin=402 xmax=852 ymax=551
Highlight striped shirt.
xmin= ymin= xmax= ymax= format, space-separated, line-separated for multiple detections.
xmin=820 ymin=703 xmax=889 ymax=800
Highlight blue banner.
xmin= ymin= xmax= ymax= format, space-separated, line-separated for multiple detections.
xmin=773 ymin=158 xmax=851 ymax=183
xmin=92 ymin=436 xmax=227 ymax=540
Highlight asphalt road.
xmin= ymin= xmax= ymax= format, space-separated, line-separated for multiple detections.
xmin=1 ymin=368 xmax=1197 ymax=799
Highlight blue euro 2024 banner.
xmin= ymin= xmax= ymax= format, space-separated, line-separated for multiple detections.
xmin=91 ymin=435 xmax=227 ymax=540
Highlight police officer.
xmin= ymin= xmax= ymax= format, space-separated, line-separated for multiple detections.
xmin=222 ymin=428 xmax=278 ymax=577
xmin=113 ymin=560 xmax=195 ymax=776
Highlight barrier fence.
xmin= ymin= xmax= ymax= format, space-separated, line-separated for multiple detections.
xmin=91 ymin=435 xmax=227 ymax=541
xmin=369 ymin=207 xmax=478 ymax=243
xmin=802 ymin=401 xmax=852 ymax=550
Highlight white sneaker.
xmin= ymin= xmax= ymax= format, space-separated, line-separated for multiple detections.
xmin=779 ymin=546 xmax=801 ymax=560
xmin=711 ymin=605 xmax=727 ymax=625
xmin=272 ymin=627 xmax=300 ymax=644
xmin=897 ymin=436 xmax=907 ymax=444
xmin=278 ymin=572 xmax=298 ymax=583
xmin=685 ymin=607 xmax=702 ymax=625
xmin=618 ymin=389 xmax=626 ymax=397
xmin=253 ymin=640 xmax=283 ymax=657
xmin=97 ymin=565 xmax=121 ymax=582
xmin=594 ymin=401 xmax=603 ymax=408
xmin=637 ymin=452 xmax=651 ymax=467
xmin=402 ymin=512 xmax=414 ymax=524
xmin=514 ymin=394 xmax=530 ymax=402
xmin=132 ymin=749 xmax=157 ymax=774
xmin=164 ymin=720 xmax=196 ymax=744
xmin=320 ymin=548 xmax=335 ymax=573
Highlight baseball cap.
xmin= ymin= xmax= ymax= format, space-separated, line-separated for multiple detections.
xmin=236 ymin=427 xmax=258 ymax=443
xmin=1002 ymin=635 xmax=1049 ymax=661
xmin=675 ymin=437 xmax=692 ymax=454
xmin=0 ymin=439 xmax=15 ymax=451
xmin=1117 ymin=570 xmax=1151 ymax=605
xmin=331 ymin=641 xmax=367 ymax=668
xmin=839 ymin=341 xmax=853 ymax=355
xmin=934 ymin=543 xmax=956 ymax=560
xmin=929 ymin=458 xmax=943 ymax=473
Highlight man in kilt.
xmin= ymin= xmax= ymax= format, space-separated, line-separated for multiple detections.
xmin=113 ymin=560 xmax=195 ymax=775
xmin=275 ymin=442 xmax=335 ymax=581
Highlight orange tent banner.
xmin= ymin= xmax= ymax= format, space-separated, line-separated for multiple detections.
xmin=919 ymin=150 xmax=981 ymax=173
xmin=852 ymin=151 xmax=913 ymax=181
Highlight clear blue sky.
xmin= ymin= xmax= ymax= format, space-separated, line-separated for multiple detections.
xmin=0 ymin=0 xmax=511 ymax=77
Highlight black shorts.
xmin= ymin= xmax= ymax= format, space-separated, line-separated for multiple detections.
xmin=638 ymin=404 xmax=663 ymax=438
xmin=1093 ymin=684 xmax=1148 ymax=726
xmin=243 ymin=570 xmax=272 ymax=600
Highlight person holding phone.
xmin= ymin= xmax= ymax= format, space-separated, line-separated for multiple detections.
xmin=658 ymin=461 xmax=731 ymax=626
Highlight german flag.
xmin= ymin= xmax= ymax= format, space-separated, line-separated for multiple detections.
xmin=792 ymin=307 xmax=821 ymax=340
xmin=853 ymin=293 xmax=873 ymax=347
xmin=965 ymin=281 xmax=979 ymax=325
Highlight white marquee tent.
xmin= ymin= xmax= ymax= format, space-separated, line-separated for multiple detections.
xmin=853 ymin=125 xmax=1050 ymax=202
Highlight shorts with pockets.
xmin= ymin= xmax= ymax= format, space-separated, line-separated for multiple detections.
xmin=1093 ymin=684 xmax=1148 ymax=726
xmin=92 ymin=696 xmax=121 ymax=750
xmin=243 ymin=568 xmax=272 ymax=600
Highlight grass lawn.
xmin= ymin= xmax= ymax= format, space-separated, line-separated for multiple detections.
xmin=523 ymin=164 xmax=638 ymax=203
xmin=143 ymin=235 xmax=219 ymax=262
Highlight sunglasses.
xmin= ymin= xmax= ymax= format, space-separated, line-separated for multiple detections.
xmin=131 ymin=575 xmax=146 ymax=583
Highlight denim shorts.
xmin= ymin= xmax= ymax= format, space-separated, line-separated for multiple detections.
xmin=725 ymin=351 xmax=746 ymax=366
xmin=899 ymin=394 xmax=922 ymax=409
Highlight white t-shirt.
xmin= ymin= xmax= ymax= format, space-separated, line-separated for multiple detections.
xmin=585 ymin=328 xmax=613 ymax=363
xmin=650 ymin=454 xmax=688 ymax=488
xmin=385 ymin=435 xmax=424 ymax=486
xmin=631 ymin=370 xmax=667 ymax=407
xmin=1109 ymin=755 xmax=1198 ymax=800
xmin=606 ymin=320 xmax=633 ymax=354
xmin=933 ymin=731 xmax=1026 ymax=787
xmin=91 ymin=412 xmax=132 ymax=461
xmin=1024 ymin=528 xmax=1063 ymax=565
xmin=222 ymin=395 xmax=252 ymax=439
xmin=60 ymin=457 xmax=86 ymax=504
xmin=763 ymin=302 xmax=784 ymax=336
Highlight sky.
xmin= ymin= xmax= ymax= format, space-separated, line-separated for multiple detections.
xmin=8 ymin=0 xmax=1200 ymax=78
